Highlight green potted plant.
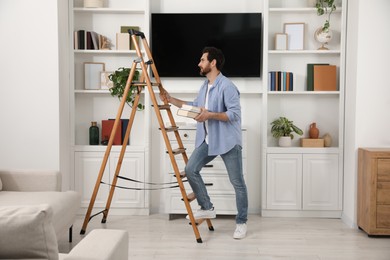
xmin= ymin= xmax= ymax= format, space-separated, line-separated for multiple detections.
xmin=108 ymin=67 xmax=144 ymax=110
xmin=271 ymin=117 xmax=303 ymax=147
xmin=315 ymin=0 xmax=336 ymax=32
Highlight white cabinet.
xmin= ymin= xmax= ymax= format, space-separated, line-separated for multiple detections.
xmin=164 ymin=127 xmax=247 ymax=216
xmin=266 ymin=154 xmax=302 ymax=210
xmin=266 ymin=151 xmax=341 ymax=217
xmin=74 ymin=148 xmax=148 ymax=214
xmin=69 ymin=0 xmax=151 ymax=215
xmin=262 ymin=0 xmax=347 ymax=217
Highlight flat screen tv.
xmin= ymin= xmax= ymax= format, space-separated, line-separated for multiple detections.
xmin=151 ymin=13 xmax=262 ymax=78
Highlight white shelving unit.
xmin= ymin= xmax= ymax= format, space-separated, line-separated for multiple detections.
xmin=261 ymin=0 xmax=347 ymax=217
xmin=69 ymin=0 xmax=151 ymax=215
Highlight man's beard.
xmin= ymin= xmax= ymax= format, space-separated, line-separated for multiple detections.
xmin=199 ymin=65 xmax=211 ymax=76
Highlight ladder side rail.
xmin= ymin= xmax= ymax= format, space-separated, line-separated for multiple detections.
xmin=102 ymin=86 xmax=143 ymax=223
xmin=80 ymin=61 xmax=138 ymax=234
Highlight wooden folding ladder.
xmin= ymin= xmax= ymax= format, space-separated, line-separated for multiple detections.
xmin=80 ymin=29 xmax=214 ymax=243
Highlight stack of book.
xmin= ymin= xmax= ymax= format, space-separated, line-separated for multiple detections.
xmin=307 ymin=64 xmax=337 ymax=91
xmin=268 ymin=71 xmax=294 ymax=91
xmin=101 ymin=119 xmax=130 ymax=145
xmin=74 ymin=30 xmax=106 ymax=50
xmin=177 ymin=104 xmax=201 ymax=119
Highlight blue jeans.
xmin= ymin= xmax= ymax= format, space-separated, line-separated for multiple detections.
xmin=185 ymin=142 xmax=248 ymax=224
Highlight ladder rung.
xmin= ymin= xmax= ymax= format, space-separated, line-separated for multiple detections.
xmin=182 ymin=192 xmax=196 ymax=202
xmin=171 ymin=171 xmax=186 ymax=178
xmin=161 ymin=126 xmax=179 ymax=132
xmin=169 ymin=148 xmax=186 ymax=155
xmin=157 ymin=104 xmax=171 ymax=110
xmin=132 ymin=82 xmax=160 ymax=87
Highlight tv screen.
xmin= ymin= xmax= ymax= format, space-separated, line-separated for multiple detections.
xmin=151 ymin=13 xmax=262 ymax=78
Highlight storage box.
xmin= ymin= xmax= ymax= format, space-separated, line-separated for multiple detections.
xmin=300 ymin=138 xmax=324 ymax=147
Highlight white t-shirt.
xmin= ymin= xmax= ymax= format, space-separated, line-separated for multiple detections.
xmin=204 ymin=83 xmax=214 ymax=144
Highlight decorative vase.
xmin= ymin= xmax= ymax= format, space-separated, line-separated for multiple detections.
xmin=314 ymin=26 xmax=333 ymax=50
xmin=89 ymin=121 xmax=99 ymax=145
xmin=323 ymin=133 xmax=332 ymax=147
xmin=309 ymin=123 xmax=319 ymax=139
xmin=278 ymin=136 xmax=292 ymax=147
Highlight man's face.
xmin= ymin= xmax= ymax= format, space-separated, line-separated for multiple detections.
xmin=198 ymin=53 xmax=212 ymax=76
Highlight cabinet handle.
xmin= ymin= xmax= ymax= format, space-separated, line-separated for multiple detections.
xmin=205 ymin=183 xmax=213 ymax=186
xmin=203 ymin=164 xmax=213 ymax=168
xmin=183 ymin=133 xmax=188 ymax=138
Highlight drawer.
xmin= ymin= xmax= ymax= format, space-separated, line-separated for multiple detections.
xmin=170 ymin=174 xmax=235 ymax=195
xmin=377 ymin=205 xmax=390 ymax=228
xmin=378 ymin=159 xmax=390 ymax=182
xmin=168 ymin=129 xmax=196 ymax=142
xmin=377 ymin=182 xmax=390 ymax=205
xmin=169 ymin=194 xmax=237 ymax=214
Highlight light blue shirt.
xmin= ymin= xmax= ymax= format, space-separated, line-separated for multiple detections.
xmin=188 ymin=73 xmax=242 ymax=156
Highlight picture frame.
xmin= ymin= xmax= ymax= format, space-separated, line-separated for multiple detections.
xmin=284 ymin=23 xmax=305 ymax=50
xmin=275 ymin=33 xmax=288 ymax=50
xmin=84 ymin=62 xmax=105 ymax=90
xmin=100 ymin=71 xmax=113 ymax=90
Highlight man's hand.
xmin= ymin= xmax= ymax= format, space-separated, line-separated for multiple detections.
xmin=159 ymin=90 xmax=170 ymax=103
xmin=195 ymin=108 xmax=229 ymax=122
xmin=194 ymin=107 xmax=209 ymax=122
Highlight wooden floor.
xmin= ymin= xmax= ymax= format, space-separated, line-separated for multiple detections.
xmin=59 ymin=214 xmax=390 ymax=260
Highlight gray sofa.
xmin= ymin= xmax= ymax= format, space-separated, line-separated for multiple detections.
xmin=0 ymin=170 xmax=80 ymax=240
xmin=0 ymin=170 xmax=129 ymax=260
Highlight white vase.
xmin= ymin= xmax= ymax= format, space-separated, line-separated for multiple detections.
xmin=278 ymin=136 xmax=292 ymax=147
xmin=84 ymin=0 xmax=103 ymax=8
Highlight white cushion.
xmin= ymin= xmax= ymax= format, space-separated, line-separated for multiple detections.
xmin=0 ymin=204 xmax=59 ymax=260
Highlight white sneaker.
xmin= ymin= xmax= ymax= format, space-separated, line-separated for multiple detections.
xmin=186 ymin=207 xmax=216 ymax=220
xmin=233 ymin=223 xmax=247 ymax=239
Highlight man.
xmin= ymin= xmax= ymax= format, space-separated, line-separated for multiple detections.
xmin=160 ymin=47 xmax=248 ymax=239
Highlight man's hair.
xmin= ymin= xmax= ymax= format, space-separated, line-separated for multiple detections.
xmin=202 ymin=47 xmax=225 ymax=71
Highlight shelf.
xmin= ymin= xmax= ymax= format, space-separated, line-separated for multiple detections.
xmin=74 ymin=50 xmax=142 ymax=55
xmin=74 ymin=8 xmax=144 ymax=14
xmin=268 ymin=50 xmax=341 ymax=54
xmin=74 ymin=89 xmax=110 ymax=94
xmin=267 ymin=147 xmax=340 ymax=154
xmin=269 ymin=7 xmax=342 ymax=13
xmin=73 ymin=145 xmax=145 ymax=152
xmin=268 ymin=91 xmax=339 ymax=95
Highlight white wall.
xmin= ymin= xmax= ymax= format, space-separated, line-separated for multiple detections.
xmin=343 ymin=0 xmax=390 ymax=227
xmin=0 ymin=0 xmax=60 ymax=170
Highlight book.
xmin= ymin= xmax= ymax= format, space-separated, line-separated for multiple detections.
xmin=307 ymin=63 xmax=329 ymax=91
xmin=116 ymin=33 xmax=130 ymax=50
xmin=120 ymin=26 xmax=140 ymax=50
xmin=177 ymin=104 xmax=201 ymax=119
xmin=313 ymin=65 xmax=337 ymax=91
xmin=121 ymin=119 xmax=130 ymax=145
xmin=101 ymin=120 xmax=122 ymax=145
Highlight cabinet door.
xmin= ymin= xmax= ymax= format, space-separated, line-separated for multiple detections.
xmin=266 ymin=154 xmax=302 ymax=210
xmin=74 ymin=152 xmax=109 ymax=208
xmin=110 ymin=152 xmax=145 ymax=208
xmin=303 ymin=154 xmax=340 ymax=210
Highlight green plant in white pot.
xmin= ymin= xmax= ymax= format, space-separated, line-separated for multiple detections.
xmin=108 ymin=67 xmax=144 ymax=110
xmin=271 ymin=117 xmax=303 ymax=147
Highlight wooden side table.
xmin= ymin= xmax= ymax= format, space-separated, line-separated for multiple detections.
xmin=358 ymin=148 xmax=390 ymax=236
